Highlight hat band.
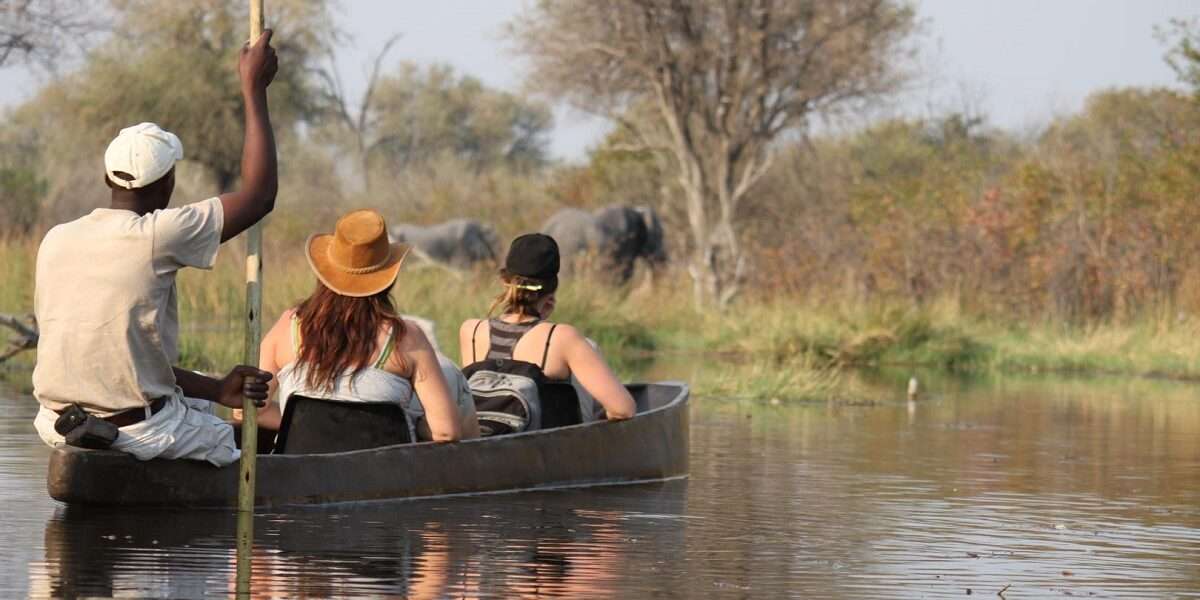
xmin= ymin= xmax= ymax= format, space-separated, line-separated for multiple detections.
xmin=327 ymin=245 xmax=391 ymax=274
xmin=507 ymin=282 xmax=544 ymax=291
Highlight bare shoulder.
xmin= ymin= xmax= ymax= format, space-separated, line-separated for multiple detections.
xmin=547 ymin=322 xmax=585 ymax=346
xmin=265 ymin=308 xmax=297 ymax=337
xmin=398 ymin=319 xmax=434 ymax=352
xmin=459 ymin=318 xmax=484 ymax=337
xmin=260 ymin=308 xmax=299 ymax=366
xmin=401 ymin=315 xmax=438 ymax=342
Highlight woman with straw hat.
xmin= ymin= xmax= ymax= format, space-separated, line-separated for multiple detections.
xmin=251 ymin=209 xmax=478 ymax=442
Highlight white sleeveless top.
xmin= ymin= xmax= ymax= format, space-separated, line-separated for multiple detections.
xmin=275 ymin=316 xmax=416 ymax=418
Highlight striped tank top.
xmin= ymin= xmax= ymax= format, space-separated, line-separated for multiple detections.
xmin=471 ymin=317 xmax=557 ymax=366
xmin=488 ymin=319 xmax=541 ymax=361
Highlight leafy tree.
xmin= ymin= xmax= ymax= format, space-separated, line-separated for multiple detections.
xmin=0 ymin=166 xmax=45 ymax=232
xmin=24 ymin=0 xmax=337 ymax=191
xmin=1031 ymin=88 xmax=1200 ymax=319
xmin=511 ymin=0 xmax=917 ymax=307
xmin=0 ymin=105 xmax=52 ymax=230
xmin=744 ymin=87 xmax=1200 ymax=321
xmin=1159 ymin=18 xmax=1200 ymax=94
xmin=360 ymin=62 xmax=550 ymax=182
xmin=320 ymin=48 xmax=553 ymax=194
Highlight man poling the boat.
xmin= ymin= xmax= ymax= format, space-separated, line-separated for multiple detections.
xmin=459 ymin=233 xmax=636 ymax=436
xmin=29 ymin=30 xmax=281 ymax=467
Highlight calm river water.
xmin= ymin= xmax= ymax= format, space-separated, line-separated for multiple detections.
xmin=1 ymin=369 xmax=1198 ymax=598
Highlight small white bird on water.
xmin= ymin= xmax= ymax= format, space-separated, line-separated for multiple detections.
xmin=907 ymin=376 xmax=919 ymax=400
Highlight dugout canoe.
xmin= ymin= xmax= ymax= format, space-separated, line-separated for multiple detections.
xmin=46 ymin=382 xmax=689 ymax=507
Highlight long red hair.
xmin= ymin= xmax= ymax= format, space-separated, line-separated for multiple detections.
xmin=293 ymin=282 xmax=406 ymax=390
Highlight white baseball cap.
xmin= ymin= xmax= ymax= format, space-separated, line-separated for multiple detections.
xmin=103 ymin=122 xmax=184 ymax=189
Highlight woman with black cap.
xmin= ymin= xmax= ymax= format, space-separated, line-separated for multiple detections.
xmin=458 ymin=233 xmax=636 ymax=436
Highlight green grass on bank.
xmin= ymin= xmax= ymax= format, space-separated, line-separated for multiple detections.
xmin=4 ymin=237 xmax=1200 ymax=400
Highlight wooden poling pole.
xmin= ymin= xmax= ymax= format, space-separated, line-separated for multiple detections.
xmin=237 ymin=1 xmax=265 ymax=595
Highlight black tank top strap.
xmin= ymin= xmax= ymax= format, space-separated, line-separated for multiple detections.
xmin=471 ymin=319 xmax=485 ymax=363
xmin=485 ymin=317 xmax=542 ymax=361
xmin=541 ymin=324 xmax=558 ymax=369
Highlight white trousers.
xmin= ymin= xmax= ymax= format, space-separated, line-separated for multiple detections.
xmin=34 ymin=395 xmax=240 ymax=467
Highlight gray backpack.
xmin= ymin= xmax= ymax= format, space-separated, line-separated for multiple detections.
xmin=463 ymin=320 xmax=557 ymax=436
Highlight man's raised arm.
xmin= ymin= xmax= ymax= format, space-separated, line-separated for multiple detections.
xmin=219 ymin=29 xmax=279 ymax=243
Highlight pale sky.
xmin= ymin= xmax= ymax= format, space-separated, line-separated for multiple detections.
xmin=1 ymin=1 xmax=1194 ymax=161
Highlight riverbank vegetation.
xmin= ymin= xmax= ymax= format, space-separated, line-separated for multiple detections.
xmin=3 ymin=3 xmax=1200 ymax=399
xmin=5 ymin=236 xmax=1200 ymax=400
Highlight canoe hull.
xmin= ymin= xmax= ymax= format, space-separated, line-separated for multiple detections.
xmin=47 ymin=383 xmax=689 ymax=507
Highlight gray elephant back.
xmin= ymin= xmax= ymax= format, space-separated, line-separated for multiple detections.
xmin=542 ymin=204 xmax=666 ymax=283
xmin=388 ymin=219 xmax=498 ymax=269
xmin=595 ymin=205 xmax=646 ymax=252
xmin=387 ymin=223 xmax=421 ymax=244
xmin=541 ymin=208 xmax=600 ymax=258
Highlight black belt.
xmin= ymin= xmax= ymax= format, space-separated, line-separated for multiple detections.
xmin=55 ymin=396 xmax=169 ymax=428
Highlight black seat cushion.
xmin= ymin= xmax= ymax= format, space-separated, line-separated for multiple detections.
xmin=274 ymin=395 xmax=412 ymax=455
xmin=539 ymin=383 xmax=583 ymax=429
xmin=231 ymin=423 xmax=276 ymax=454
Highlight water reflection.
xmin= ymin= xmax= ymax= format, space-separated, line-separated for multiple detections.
xmin=33 ymin=507 xmax=233 ymax=599
xmin=5 ymin=370 xmax=1200 ymax=598
xmin=32 ymin=484 xmax=687 ymax=599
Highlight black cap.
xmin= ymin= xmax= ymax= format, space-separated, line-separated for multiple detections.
xmin=505 ymin=233 xmax=560 ymax=281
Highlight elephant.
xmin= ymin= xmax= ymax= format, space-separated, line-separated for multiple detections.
xmin=541 ymin=204 xmax=667 ymax=284
xmin=388 ymin=219 xmax=500 ymax=270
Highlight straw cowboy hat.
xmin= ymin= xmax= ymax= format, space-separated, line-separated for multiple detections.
xmin=306 ymin=209 xmax=410 ymax=297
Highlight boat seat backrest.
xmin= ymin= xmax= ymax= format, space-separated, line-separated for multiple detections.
xmin=539 ymin=382 xmax=584 ymax=429
xmin=274 ymin=395 xmax=412 ymax=455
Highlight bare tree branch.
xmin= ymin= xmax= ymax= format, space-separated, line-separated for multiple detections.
xmin=0 ymin=0 xmax=105 ymax=69
xmin=0 ymin=313 xmax=37 ymax=364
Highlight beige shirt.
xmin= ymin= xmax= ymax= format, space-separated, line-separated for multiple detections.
xmin=33 ymin=198 xmax=224 ymax=416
